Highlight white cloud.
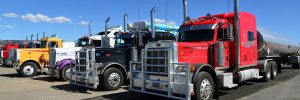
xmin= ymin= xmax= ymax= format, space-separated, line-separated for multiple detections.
xmin=77 ymin=20 xmax=90 ymax=25
xmin=154 ymin=18 xmax=177 ymax=26
xmin=2 ymin=13 xmax=18 ymax=17
xmin=52 ymin=16 xmax=72 ymax=23
xmin=21 ymin=13 xmax=72 ymax=23
xmin=0 ymin=24 xmax=13 ymax=28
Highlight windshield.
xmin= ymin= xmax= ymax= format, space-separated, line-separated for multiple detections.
xmin=40 ymin=41 xmax=47 ymax=48
xmin=179 ymin=29 xmax=214 ymax=42
xmin=76 ymin=39 xmax=89 ymax=47
xmin=115 ymin=37 xmax=133 ymax=47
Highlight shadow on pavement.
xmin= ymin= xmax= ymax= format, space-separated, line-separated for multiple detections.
xmin=51 ymin=84 xmax=93 ymax=94
xmin=0 ymin=73 xmax=21 ymax=78
xmin=30 ymin=76 xmax=65 ymax=82
xmin=84 ymin=91 xmax=170 ymax=100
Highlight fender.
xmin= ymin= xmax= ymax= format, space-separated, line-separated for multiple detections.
xmin=192 ymin=63 xmax=218 ymax=99
xmin=57 ymin=59 xmax=75 ymax=70
xmin=100 ymin=62 xmax=127 ymax=77
xmin=192 ymin=63 xmax=217 ymax=83
xmin=256 ymin=59 xmax=273 ymax=73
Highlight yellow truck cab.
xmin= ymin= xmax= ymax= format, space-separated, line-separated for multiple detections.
xmin=13 ymin=36 xmax=63 ymax=77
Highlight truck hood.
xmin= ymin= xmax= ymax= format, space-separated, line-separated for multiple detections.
xmin=177 ymin=42 xmax=212 ymax=65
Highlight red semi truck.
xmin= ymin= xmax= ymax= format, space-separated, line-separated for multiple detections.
xmin=130 ymin=0 xmax=300 ymax=100
xmin=0 ymin=42 xmax=19 ymax=66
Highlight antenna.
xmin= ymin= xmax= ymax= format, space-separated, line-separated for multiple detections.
xmin=138 ymin=8 xmax=140 ymax=31
xmin=88 ymin=21 xmax=93 ymax=36
xmin=165 ymin=0 xmax=168 ymax=31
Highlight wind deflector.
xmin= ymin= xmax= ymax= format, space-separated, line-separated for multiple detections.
xmin=179 ymin=24 xmax=217 ymax=32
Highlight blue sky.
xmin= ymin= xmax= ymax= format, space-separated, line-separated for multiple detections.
xmin=0 ymin=0 xmax=300 ymax=43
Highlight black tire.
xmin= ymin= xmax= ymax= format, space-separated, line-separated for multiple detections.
xmin=292 ymin=63 xmax=300 ymax=69
xmin=19 ymin=62 xmax=38 ymax=77
xmin=262 ymin=62 xmax=272 ymax=82
xmin=195 ymin=72 xmax=214 ymax=100
xmin=61 ymin=64 xmax=72 ymax=81
xmin=102 ymin=67 xmax=124 ymax=91
xmin=3 ymin=58 xmax=7 ymax=66
xmin=271 ymin=62 xmax=278 ymax=80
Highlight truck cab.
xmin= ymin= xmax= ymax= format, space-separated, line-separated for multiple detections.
xmin=70 ymin=19 xmax=179 ymax=91
xmin=0 ymin=42 xmax=19 ymax=66
xmin=48 ymin=35 xmax=102 ymax=81
xmin=130 ymin=12 xmax=262 ymax=100
xmin=12 ymin=36 xmax=63 ymax=77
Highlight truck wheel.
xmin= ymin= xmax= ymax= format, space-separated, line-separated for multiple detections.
xmin=3 ymin=58 xmax=7 ymax=66
xmin=292 ymin=63 xmax=300 ymax=69
xmin=19 ymin=62 xmax=38 ymax=77
xmin=271 ymin=62 xmax=278 ymax=80
xmin=195 ymin=72 xmax=214 ymax=100
xmin=62 ymin=64 xmax=72 ymax=81
xmin=102 ymin=67 xmax=124 ymax=91
xmin=262 ymin=62 xmax=272 ymax=82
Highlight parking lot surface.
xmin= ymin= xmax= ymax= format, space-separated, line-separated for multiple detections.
xmin=0 ymin=65 xmax=299 ymax=100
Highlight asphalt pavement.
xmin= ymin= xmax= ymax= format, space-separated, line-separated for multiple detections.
xmin=0 ymin=65 xmax=299 ymax=100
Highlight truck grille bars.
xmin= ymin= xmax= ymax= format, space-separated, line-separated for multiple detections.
xmin=9 ymin=49 xmax=17 ymax=63
xmin=71 ymin=49 xmax=98 ymax=88
xmin=49 ymin=49 xmax=56 ymax=68
xmin=130 ymin=47 xmax=193 ymax=100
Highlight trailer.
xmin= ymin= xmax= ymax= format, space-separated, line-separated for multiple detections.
xmin=129 ymin=0 xmax=300 ymax=100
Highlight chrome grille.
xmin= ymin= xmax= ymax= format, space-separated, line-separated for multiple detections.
xmin=49 ymin=49 xmax=56 ymax=68
xmin=76 ymin=51 xmax=87 ymax=72
xmin=9 ymin=49 xmax=17 ymax=63
xmin=144 ymin=48 xmax=169 ymax=74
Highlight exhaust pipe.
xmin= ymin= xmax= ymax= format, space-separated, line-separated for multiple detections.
xmin=89 ymin=21 xmax=93 ymax=36
xmin=150 ymin=7 xmax=156 ymax=39
xmin=43 ymin=32 xmax=45 ymax=38
xmin=124 ymin=14 xmax=128 ymax=32
xmin=30 ymin=34 xmax=33 ymax=41
xmin=37 ymin=33 xmax=39 ymax=41
xmin=234 ymin=0 xmax=240 ymax=72
xmin=105 ymin=17 xmax=110 ymax=36
xmin=102 ymin=17 xmax=111 ymax=48
xmin=183 ymin=0 xmax=188 ymax=22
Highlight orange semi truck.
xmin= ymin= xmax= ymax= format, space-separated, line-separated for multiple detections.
xmin=11 ymin=36 xmax=63 ymax=77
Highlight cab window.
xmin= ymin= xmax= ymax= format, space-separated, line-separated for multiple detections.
xmin=92 ymin=40 xmax=101 ymax=47
xmin=48 ymin=42 xmax=58 ymax=48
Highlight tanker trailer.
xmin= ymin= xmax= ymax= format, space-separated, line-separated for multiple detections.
xmin=257 ymin=27 xmax=300 ymax=70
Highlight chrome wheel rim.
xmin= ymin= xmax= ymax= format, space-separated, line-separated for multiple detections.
xmin=200 ymin=79 xmax=213 ymax=100
xmin=273 ymin=67 xmax=277 ymax=76
xmin=23 ymin=65 xmax=34 ymax=75
xmin=65 ymin=67 xmax=71 ymax=80
xmin=108 ymin=72 xmax=120 ymax=87
xmin=267 ymin=69 xmax=271 ymax=79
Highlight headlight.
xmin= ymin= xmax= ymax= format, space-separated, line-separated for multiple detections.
xmin=175 ymin=65 xmax=187 ymax=73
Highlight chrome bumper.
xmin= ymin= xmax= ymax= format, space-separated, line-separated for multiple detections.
xmin=13 ymin=63 xmax=20 ymax=70
xmin=50 ymin=68 xmax=61 ymax=78
xmin=130 ymin=62 xmax=193 ymax=100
